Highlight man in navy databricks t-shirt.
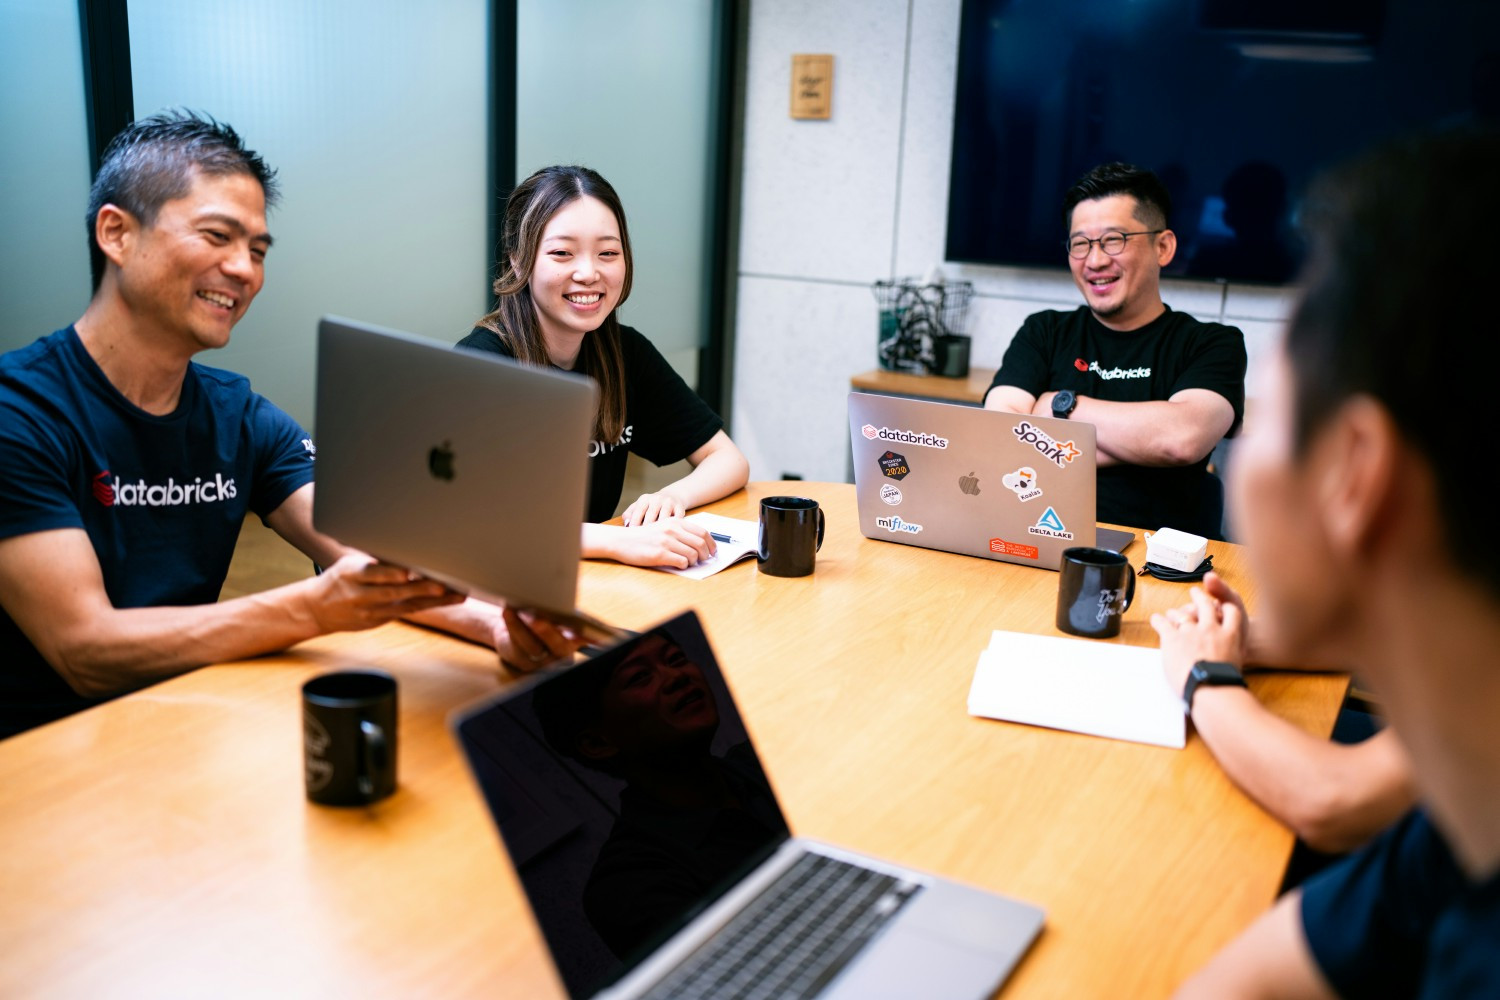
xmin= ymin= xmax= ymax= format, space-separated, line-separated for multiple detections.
xmin=0 ymin=112 xmax=580 ymax=739
xmin=1153 ymin=131 xmax=1500 ymax=998
xmin=985 ymin=163 xmax=1246 ymax=539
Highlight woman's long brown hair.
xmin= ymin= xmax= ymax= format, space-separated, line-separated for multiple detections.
xmin=475 ymin=165 xmax=633 ymax=443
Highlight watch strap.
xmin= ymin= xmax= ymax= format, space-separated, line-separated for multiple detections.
xmin=1182 ymin=660 xmax=1247 ymax=715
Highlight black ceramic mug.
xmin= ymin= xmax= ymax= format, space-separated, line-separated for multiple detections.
xmin=757 ymin=495 xmax=826 ymax=577
xmin=1056 ymin=547 xmax=1137 ymax=639
xmin=302 ymin=670 xmax=398 ymax=806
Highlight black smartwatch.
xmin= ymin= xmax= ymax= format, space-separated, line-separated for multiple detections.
xmin=1182 ymin=660 xmax=1247 ymax=715
xmin=1051 ymin=389 xmax=1078 ymax=419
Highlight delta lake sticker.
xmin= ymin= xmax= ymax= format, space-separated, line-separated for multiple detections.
xmin=1026 ymin=505 xmax=1074 ymax=540
xmin=878 ymin=450 xmax=910 ymax=481
xmin=879 ymin=483 xmax=903 ymax=505
xmin=1001 ymin=466 xmax=1043 ymax=503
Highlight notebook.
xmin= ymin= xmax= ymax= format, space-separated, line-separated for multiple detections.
xmin=452 ymin=611 xmax=1044 ymax=1000
xmin=312 ymin=315 xmax=598 ymax=620
xmin=849 ymin=392 xmax=1109 ymax=570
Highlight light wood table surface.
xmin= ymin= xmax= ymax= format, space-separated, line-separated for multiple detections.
xmin=851 ymin=367 xmax=997 ymax=405
xmin=0 ymin=483 xmax=1347 ymax=999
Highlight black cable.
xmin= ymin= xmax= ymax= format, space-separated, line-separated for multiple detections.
xmin=1139 ymin=555 xmax=1213 ymax=583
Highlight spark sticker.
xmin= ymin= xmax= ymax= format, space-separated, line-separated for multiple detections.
xmin=1012 ymin=421 xmax=1081 ymax=468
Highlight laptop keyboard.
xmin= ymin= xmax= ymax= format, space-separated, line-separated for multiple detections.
xmin=642 ymin=851 xmax=923 ymax=1000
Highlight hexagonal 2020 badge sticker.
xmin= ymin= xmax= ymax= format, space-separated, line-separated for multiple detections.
xmin=878 ymin=450 xmax=910 ymax=481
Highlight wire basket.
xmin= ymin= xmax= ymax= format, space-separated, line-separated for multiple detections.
xmin=872 ymin=278 xmax=974 ymax=376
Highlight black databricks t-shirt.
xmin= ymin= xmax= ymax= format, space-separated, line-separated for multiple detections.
xmin=456 ymin=324 xmax=722 ymax=523
xmin=988 ymin=306 xmax=1246 ymax=536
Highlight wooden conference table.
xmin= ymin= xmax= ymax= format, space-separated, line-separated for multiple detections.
xmin=0 ymin=483 xmax=1347 ymax=999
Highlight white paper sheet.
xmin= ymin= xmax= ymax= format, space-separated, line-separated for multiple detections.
xmin=967 ymin=630 xmax=1185 ymax=749
xmin=653 ymin=513 xmax=760 ymax=580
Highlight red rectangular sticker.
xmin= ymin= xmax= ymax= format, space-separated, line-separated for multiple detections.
xmin=989 ymin=538 xmax=1039 ymax=559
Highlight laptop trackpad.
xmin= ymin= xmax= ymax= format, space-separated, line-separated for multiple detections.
xmin=820 ymin=883 xmax=1043 ymax=999
xmin=821 ymin=927 xmax=1023 ymax=999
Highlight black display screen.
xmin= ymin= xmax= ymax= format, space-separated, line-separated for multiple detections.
xmin=455 ymin=612 xmax=789 ymax=999
xmin=946 ymin=0 xmax=1500 ymax=285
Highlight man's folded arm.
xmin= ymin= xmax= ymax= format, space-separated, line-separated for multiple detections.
xmin=983 ymin=384 xmax=1038 ymax=414
xmin=1038 ymin=387 xmax=1234 ymax=467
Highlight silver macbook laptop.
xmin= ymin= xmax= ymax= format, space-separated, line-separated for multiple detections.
xmin=313 ymin=315 xmax=597 ymax=617
xmin=850 ymin=393 xmax=1130 ymax=570
xmin=452 ymin=610 xmax=1044 ymax=1000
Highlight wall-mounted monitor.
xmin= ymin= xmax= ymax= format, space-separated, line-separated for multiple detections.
xmin=946 ymin=0 xmax=1500 ymax=285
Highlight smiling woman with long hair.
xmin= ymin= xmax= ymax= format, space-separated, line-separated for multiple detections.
xmin=458 ymin=165 xmax=747 ymax=569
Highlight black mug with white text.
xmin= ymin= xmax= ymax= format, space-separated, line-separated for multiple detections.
xmin=302 ymin=670 xmax=398 ymax=806
xmin=1056 ymin=547 xmax=1136 ymax=639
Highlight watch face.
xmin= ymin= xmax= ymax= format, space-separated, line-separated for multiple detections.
xmin=1053 ymin=390 xmax=1075 ymax=416
xmin=1195 ymin=661 xmax=1242 ymax=683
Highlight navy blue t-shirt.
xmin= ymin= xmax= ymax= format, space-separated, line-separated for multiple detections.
xmin=0 ymin=327 xmax=315 ymax=738
xmin=1301 ymin=808 xmax=1500 ymax=998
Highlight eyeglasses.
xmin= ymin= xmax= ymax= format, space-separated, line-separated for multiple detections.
xmin=1065 ymin=230 xmax=1164 ymax=259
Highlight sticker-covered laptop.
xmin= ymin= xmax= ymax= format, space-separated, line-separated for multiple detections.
xmin=452 ymin=610 xmax=1044 ymax=999
xmin=850 ymin=392 xmax=1129 ymax=570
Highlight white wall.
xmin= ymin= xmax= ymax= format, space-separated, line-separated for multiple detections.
xmin=731 ymin=0 xmax=1297 ymax=484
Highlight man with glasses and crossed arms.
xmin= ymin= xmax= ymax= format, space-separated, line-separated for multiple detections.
xmin=984 ymin=163 xmax=1246 ymax=539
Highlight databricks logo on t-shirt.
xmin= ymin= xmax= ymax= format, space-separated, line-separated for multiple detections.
xmin=1075 ymin=358 xmax=1151 ymax=380
xmin=589 ymin=425 xmax=633 ymax=458
xmin=91 ymin=469 xmax=238 ymax=508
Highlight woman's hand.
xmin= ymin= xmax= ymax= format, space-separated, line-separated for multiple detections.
xmin=621 ymin=491 xmax=687 ymax=526
xmin=588 ymin=520 xmax=716 ymax=568
xmin=494 ymin=606 xmax=586 ymax=673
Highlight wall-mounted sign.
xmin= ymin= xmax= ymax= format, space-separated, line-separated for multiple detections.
xmin=790 ymin=53 xmax=834 ymax=120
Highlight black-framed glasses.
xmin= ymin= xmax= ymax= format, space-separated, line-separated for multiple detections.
xmin=1065 ymin=230 xmax=1164 ymax=259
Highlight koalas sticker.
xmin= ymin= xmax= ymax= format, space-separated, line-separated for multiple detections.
xmin=1002 ymin=466 xmax=1043 ymax=503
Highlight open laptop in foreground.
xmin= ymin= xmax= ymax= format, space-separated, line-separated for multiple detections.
xmin=849 ymin=392 xmax=1133 ymax=571
xmin=453 ymin=610 xmax=1044 ymax=1000
xmin=313 ymin=316 xmax=615 ymax=637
